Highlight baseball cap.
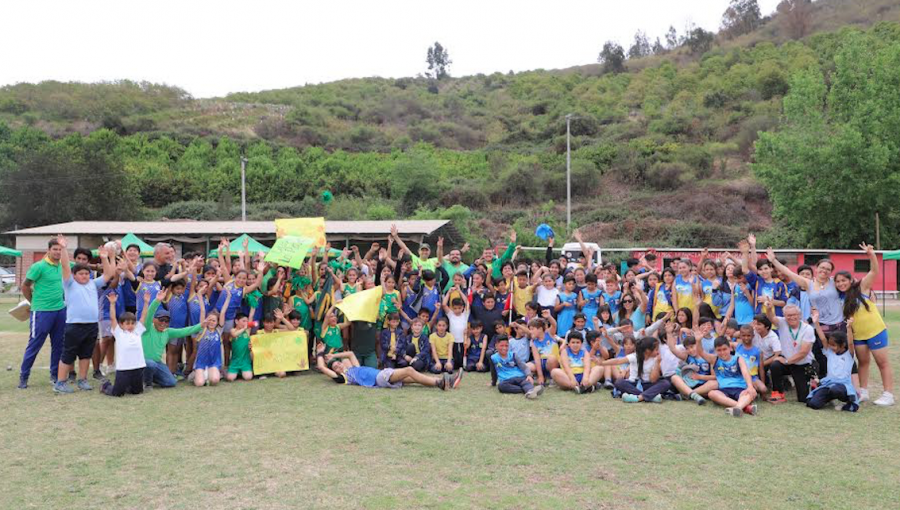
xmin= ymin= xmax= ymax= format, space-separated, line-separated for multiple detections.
xmin=154 ymin=308 xmax=170 ymax=320
xmin=419 ymin=243 xmax=431 ymax=251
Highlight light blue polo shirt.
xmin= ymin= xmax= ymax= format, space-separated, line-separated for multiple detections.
xmin=63 ymin=275 xmax=107 ymax=324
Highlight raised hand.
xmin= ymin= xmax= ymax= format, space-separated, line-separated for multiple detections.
xmin=766 ymin=247 xmax=776 ymax=261
xmin=107 ymin=293 xmax=118 ymax=303
xmin=437 ymin=237 xmax=444 ymax=248
xmin=747 ymin=233 xmax=756 ymax=246
xmin=157 ymin=286 xmax=169 ymax=302
xmin=57 ymin=234 xmax=68 ymax=249
xmin=810 ymin=308 xmax=819 ymax=324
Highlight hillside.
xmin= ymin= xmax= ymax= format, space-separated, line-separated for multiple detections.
xmin=1 ymin=0 xmax=899 ymax=253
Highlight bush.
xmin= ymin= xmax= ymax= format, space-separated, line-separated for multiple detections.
xmin=366 ymin=203 xmax=397 ymax=220
xmin=646 ymin=162 xmax=691 ymax=190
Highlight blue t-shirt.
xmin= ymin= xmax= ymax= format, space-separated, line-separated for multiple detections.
xmin=344 ymin=366 xmax=380 ymax=387
xmin=745 ymin=272 xmax=787 ymax=316
xmin=491 ymin=351 xmax=525 ymax=381
xmin=188 ymin=294 xmax=209 ymax=327
xmin=735 ymin=343 xmax=762 ymax=378
xmin=216 ymin=282 xmax=244 ymax=320
xmin=673 ymin=275 xmax=694 ymax=310
xmin=509 ymin=337 xmax=530 ymax=363
xmin=135 ymin=280 xmax=161 ymax=322
xmin=581 ymin=288 xmax=602 ymax=311
xmin=714 ymin=356 xmax=746 ymax=390
xmin=686 ymin=354 xmax=710 ymax=376
xmin=166 ymin=292 xmax=190 ymax=329
xmin=601 ymin=290 xmax=622 ymax=316
xmin=99 ymin=285 xmax=124 ymax=321
xmin=731 ymin=282 xmax=755 ymax=325
xmin=63 ymin=275 xmax=107 ymax=324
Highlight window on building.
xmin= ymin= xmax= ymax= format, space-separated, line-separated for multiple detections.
xmin=804 ymin=253 xmax=829 ymax=266
xmin=854 ymin=259 xmax=871 ymax=273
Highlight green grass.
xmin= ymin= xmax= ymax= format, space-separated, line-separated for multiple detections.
xmin=0 ymin=302 xmax=898 ymax=509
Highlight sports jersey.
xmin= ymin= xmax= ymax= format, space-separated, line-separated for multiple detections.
xmin=846 ymin=297 xmax=886 ymax=340
xmin=566 ymin=346 xmax=587 ymax=374
xmin=735 ymin=343 xmax=761 ymax=377
xmin=531 ymin=334 xmax=559 ymax=360
xmin=714 ymin=356 xmax=746 ymax=389
xmin=344 ymin=366 xmax=380 ymax=387
xmin=673 ymin=275 xmax=695 ymax=310
xmin=491 ymin=351 xmax=526 ymax=381
xmin=430 ymin=332 xmax=452 ymax=359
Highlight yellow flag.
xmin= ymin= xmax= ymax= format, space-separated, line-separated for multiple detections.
xmin=335 ymin=285 xmax=382 ymax=323
xmin=274 ymin=217 xmax=327 ymax=247
xmin=251 ymin=330 xmax=309 ymax=375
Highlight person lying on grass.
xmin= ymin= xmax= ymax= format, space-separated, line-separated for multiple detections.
xmin=317 ymin=350 xmax=462 ymax=390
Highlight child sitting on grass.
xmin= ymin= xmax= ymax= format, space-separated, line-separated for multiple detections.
xmin=490 ymin=335 xmax=543 ymax=399
xmin=599 ymin=336 xmax=670 ymax=403
xmin=551 ymin=332 xmax=602 ymax=394
xmin=429 ymin=317 xmax=454 ymax=373
xmin=464 ymin=320 xmax=489 ymax=372
xmin=380 ymin=313 xmax=409 ymax=369
xmin=225 ymin=312 xmax=253 ymax=382
xmin=699 ymin=336 xmax=758 ymax=417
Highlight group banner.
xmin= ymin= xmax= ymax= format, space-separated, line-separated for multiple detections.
xmin=335 ymin=285 xmax=382 ymax=323
xmin=264 ymin=235 xmax=314 ymax=269
xmin=251 ymin=330 xmax=309 ymax=375
xmin=274 ymin=217 xmax=327 ymax=246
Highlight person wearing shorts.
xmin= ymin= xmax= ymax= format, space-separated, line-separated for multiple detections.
xmin=316 ymin=350 xmax=462 ymax=390
xmin=54 ymin=237 xmax=114 ymax=394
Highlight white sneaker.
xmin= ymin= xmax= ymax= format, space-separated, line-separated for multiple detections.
xmin=859 ymin=389 xmax=870 ymax=403
xmin=834 ymin=402 xmax=844 ymax=411
xmin=874 ymin=392 xmax=895 ymax=406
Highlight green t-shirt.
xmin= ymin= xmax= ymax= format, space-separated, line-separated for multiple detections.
xmin=229 ymin=332 xmax=253 ymax=372
xmin=441 ymin=260 xmax=470 ymax=291
xmin=141 ymin=301 xmax=203 ymax=361
xmin=411 ymin=255 xmax=439 ymax=273
xmin=25 ymin=258 xmax=68 ymax=312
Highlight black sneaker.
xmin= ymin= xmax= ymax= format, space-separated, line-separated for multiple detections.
xmin=17 ymin=376 xmax=27 ymax=389
xmin=92 ymin=369 xmax=104 ymax=381
xmin=101 ymin=379 xmax=113 ymax=395
xmin=438 ymin=373 xmax=451 ymax=391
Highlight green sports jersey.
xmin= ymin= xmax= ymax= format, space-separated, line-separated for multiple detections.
xmin=229 ymin=332 xmax=253 ymax=372
xmin=321 ymin=325 xmax=343 ymax=352
xmin=25 ymin=258 xmax=69 ymax=312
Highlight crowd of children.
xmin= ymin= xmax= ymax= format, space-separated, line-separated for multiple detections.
xmin=19 ymin=228 xmax=894 ymax=415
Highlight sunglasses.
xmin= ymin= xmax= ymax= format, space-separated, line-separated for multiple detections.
xmin=622 ymin=299 xmax=634 ymax=303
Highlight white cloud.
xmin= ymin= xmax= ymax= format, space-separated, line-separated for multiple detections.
xmin=0 ymin=0 xmax=782 ymax=98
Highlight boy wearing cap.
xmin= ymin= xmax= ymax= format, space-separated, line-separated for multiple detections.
xmin=140 ymin=287 xmax=204 ymax=388
xmin=390 ymin=225 xmax=444 ymax=274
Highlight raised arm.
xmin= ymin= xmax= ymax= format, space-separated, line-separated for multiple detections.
xmin=108 ymin=293 xmax=119 ymax=331
xmin=573 ymin=230 xmax=593 ymax=270
xmin=747 ymin=234 xmax=758 ymax=270
xmin=859 ymin=243 xmax=878 ymax=294
xmin=390 ymin=224 xmax=413 ymax=257
xmin=766 ymin=248 xmax=809 ymax=291
xmin=58 ymin=235 xmax=72 ymax=282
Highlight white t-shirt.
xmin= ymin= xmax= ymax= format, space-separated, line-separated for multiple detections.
xmin=625 ymin=352 xmax=658 ymax=383
xmin=775 ymin=318 xmax=815 ymax=365
xmin=535 ymin=286 xmax=559 ymax=307
xmin=447 ymin=310 xmax=470 ymax=344
xmin=659 ymin=344 xmax=682 ymax=377
xmin=113 ymin=323 xmax=147 ymax=371
xmin=753 ymin=330 xmax=781 ymax=360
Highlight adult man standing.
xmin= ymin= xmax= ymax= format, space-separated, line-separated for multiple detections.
xmin=19 ymin=238 xmax=68 ymax=389
xmin=441 ymin=244 xmax=470 ymax=292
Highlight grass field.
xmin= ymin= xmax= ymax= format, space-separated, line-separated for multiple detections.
xmin=0 ymin=297 xmax=898 ymax=509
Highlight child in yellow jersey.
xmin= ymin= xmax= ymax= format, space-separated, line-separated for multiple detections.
xmin=551 ymin=332 xmax=602 ymax=393
xmin=429 ymin=317 xmax=454 ymax=373
xmin=379 ymin=313 xmax=408 ymax=368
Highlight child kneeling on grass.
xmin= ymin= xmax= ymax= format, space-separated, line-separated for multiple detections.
xmin=699 ymin=336 xmax=758 ymax=417
xmin=490 ymin=335 xmax=543 ymax=399
xmin=807 ymin=313 xmax=859 ymax=412
xmin=193 ymin=302 xmax=225 ymax=388
xmin=226 ymin=312 xmax=253 ymax=382
xmin=101 ymin=294 xmax=145 ymax=397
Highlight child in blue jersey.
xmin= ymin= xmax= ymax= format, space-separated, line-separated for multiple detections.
xmin=727 ymin=266 xmax=756 ymax=326
xmin=600 ymin=277 xmax=622 ymax=316
xmin=134 ymin=263 xmax=161 ymax=323
xmin=528 ymin=316 xmax=559 ymax=386
xmin=551 ymin=332 xmax=601 ymax=393
xmin=735 ymin=325 xmax=767 ymax=396
xmin=555 ymin=277 xmax=579 ymax=336
xmin=747 ymin=259 xmax=788 ymax=317
xmin=491 ymin=335 xmax=543 ymax=399
xmin=192 ymin=292 xmax=221 ymax=387
xmin=464 ymin=321 xmax=489 ymax=372
xmin=380 ymin=313 xmax=409 ymax=369
xmin=165 ymin=278 xmax=190 ymax=377
xmin=666 ymin=331 xmax=714 ymax=405
xmin=699 ymin=336 xmax=758 ymax=417
xmin=807 ymin=316 xmax=858 ymax=411
xmin=405 ymin=318 xmax=433 ymax=372
xmin=185 ymin=280 xmax=212 ymax=378
xmin=673 ymin=259 xmax=696 ymax=310
xmin=579 ymin=274 xmax=602 ymax=328
xmin=318 ymin=350 xmax=460 ymax=390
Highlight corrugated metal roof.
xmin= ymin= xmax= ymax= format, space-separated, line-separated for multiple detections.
xmin=7 ymin=220 xmax=450 ymax=236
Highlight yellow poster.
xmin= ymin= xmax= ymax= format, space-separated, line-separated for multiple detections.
xmin=335 ymin=285 xmax=382 ymax=323
xmin=251 ymin=330 xmax=309 ymax=375
xmin=275 ymin=217 xmax=327 ymax=247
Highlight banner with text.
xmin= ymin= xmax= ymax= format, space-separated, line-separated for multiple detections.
xmin=264 ymin=235 xmax=314 ymax=269
xmin=275 ymin=217 xmax=327 ymax=247
xmin=251 ymin=330 xmax=309 ymax=375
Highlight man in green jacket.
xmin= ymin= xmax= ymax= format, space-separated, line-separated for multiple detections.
xmin=140 ymin=287 xmax=203 ymax=388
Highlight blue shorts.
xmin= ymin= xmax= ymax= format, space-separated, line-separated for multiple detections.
xmin=720 ymin=387 xmax=745 ymax=401
xmin=539 ymin=359 xmax=553 ymax=376
xmin=854 ymin=329 xmax=889 ymax=351
xmin=574 ymin=373 xmax=583 ymax=384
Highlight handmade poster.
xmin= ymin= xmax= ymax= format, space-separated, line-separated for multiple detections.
xmin=265 ymin=235 xmax=314 ymax=269
xmin=335 ymin=285 xmax=382 ymax=323
xmin=251 ymin=330 xmax=309 ymax=375
xmin=274 ymin=217 xmax=327 ymax=246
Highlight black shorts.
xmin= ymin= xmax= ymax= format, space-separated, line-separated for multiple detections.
xmin=62 ymin=323 xmax=99 ymax=364
xmin=720 ymin=387 xmax=744 ymax=401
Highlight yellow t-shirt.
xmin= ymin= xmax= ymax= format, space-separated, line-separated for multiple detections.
xmin=851 ymin=297 xmax=886 ymax=340
xmin=513 ymin=285 xmax=534 ymax=315
xmin=430 ymin=332 xmax=452 ymax=359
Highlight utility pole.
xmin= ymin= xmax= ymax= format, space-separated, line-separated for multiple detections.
xmin=240 ymin=156 xmax=248 ymax=222
xmin=566 ymin=114 xmax=572 ymax=235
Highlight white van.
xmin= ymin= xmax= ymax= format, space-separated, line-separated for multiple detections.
xmin=561 ymin=242 xmax=602 ymax=270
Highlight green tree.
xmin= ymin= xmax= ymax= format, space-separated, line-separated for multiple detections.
xmin=753 ymin=35 xmax=900 ymax=247
xmin=722 ymin=0 xmax=763 ymax=38
xmin=598 ymin=41 xmax=626 ymax=74
xmin=628 ymin=30 xmax=652 ymax=59
xmin=426 ymin=42 xmax=452 ymax=80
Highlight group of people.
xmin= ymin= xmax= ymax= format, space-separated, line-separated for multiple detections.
xmin=16 ymin=227 xmax=894 ymax=414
